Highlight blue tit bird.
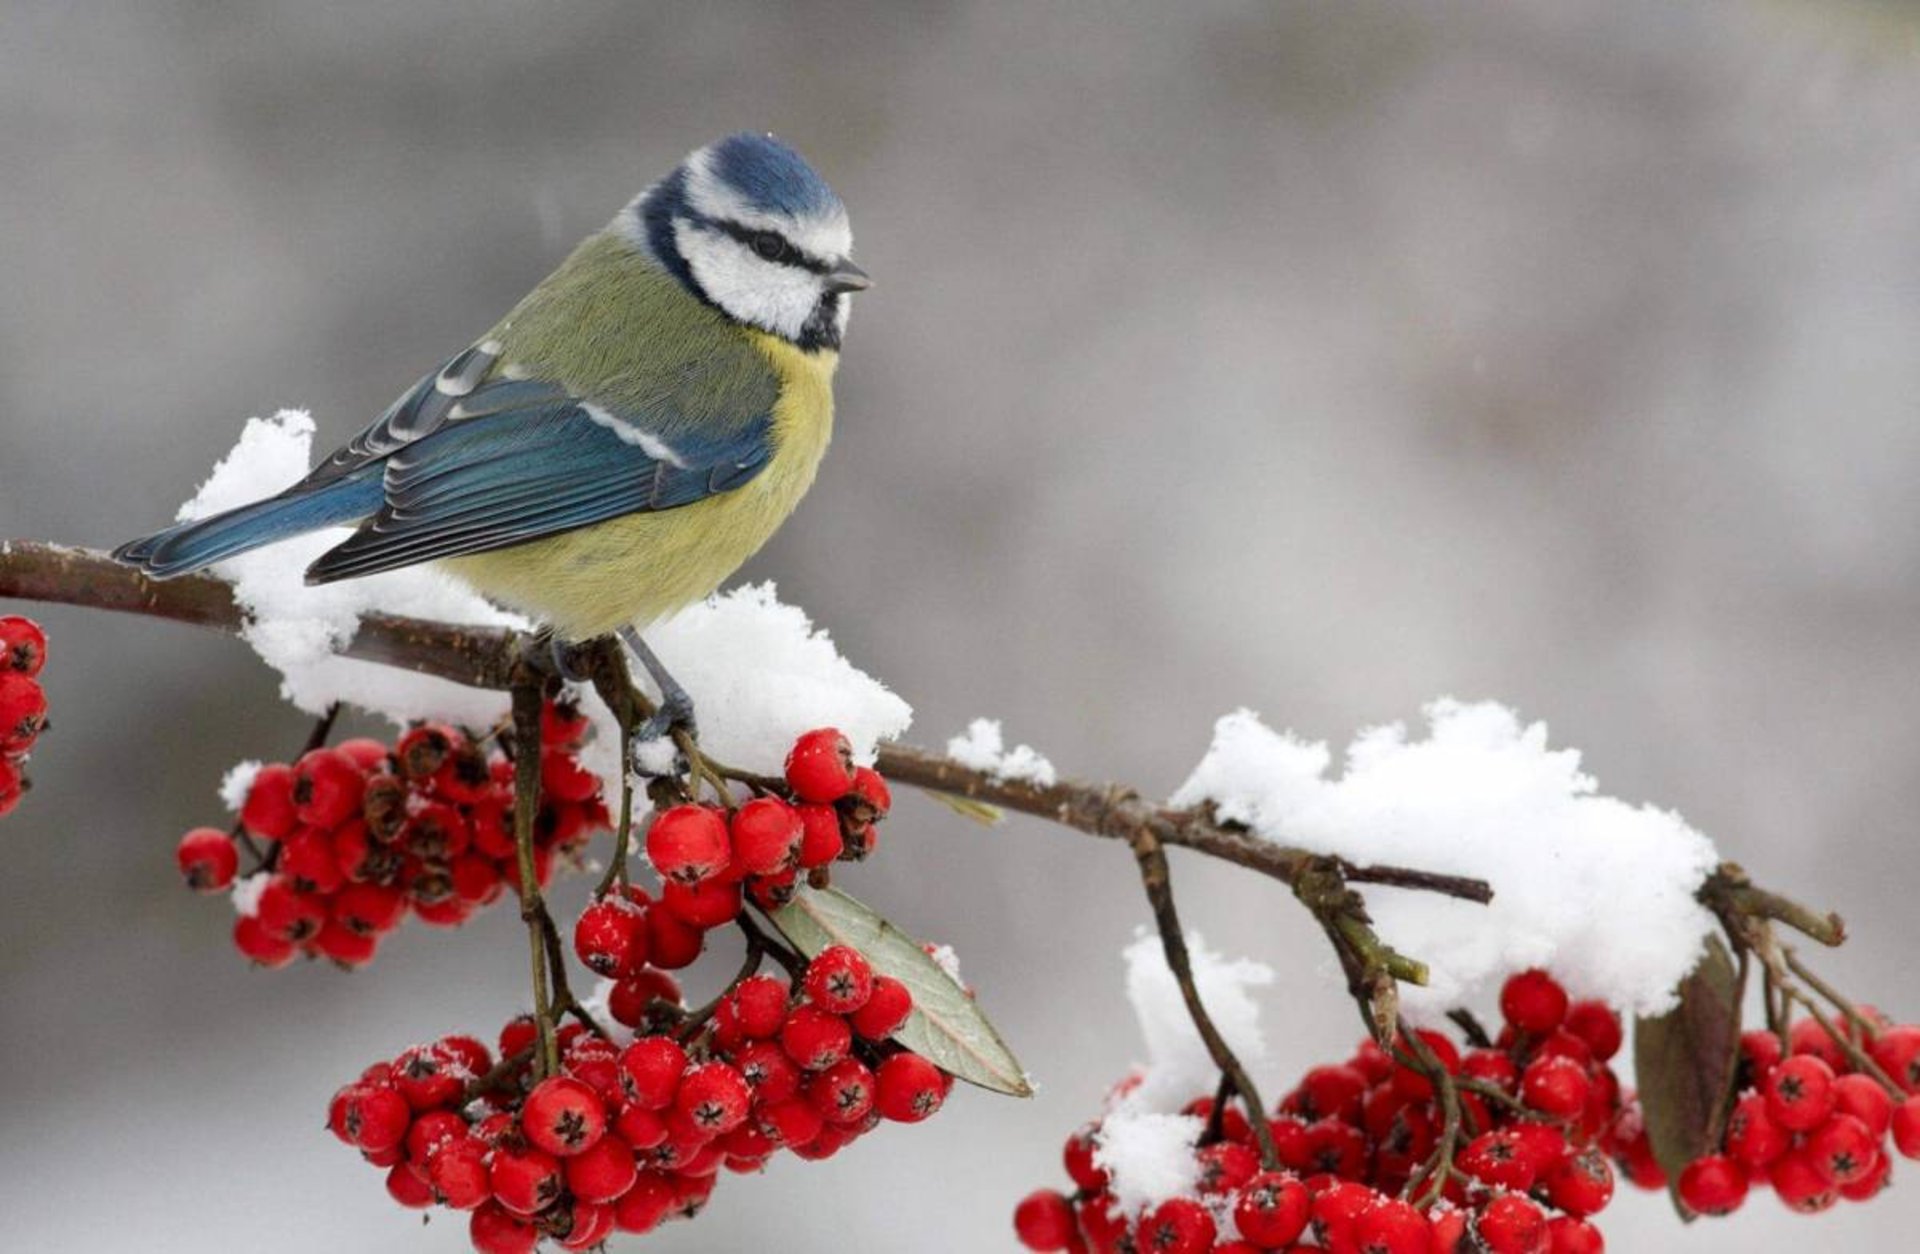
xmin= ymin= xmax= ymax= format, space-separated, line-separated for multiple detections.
xmin=114 ymin=132 xmax=870 ymax=738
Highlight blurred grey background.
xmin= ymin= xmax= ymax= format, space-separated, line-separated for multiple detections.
xmin=3 ymin=1 xmax=1918 ymax=1249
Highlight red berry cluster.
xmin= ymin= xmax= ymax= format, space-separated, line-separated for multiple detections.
xmin=177 ymin=700 xmax=608 ymax=969
xmin=1016 ymin=969 xmax=1627 ymax=1253
xmin=0 ymin=615 xmax=50 ymax=817
xmin=624 ymin=728 xmax=893 ymax=962
xmin=331 ymin=944 xmax=948 ymax=1252
xmin=1620 ymin=1011 xmax=1920 ymax=1218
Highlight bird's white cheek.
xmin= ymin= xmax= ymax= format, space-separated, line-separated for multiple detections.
xmin=677 ymin=228 xmax=819 ymax=341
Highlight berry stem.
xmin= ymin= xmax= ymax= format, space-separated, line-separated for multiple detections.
xmin=509 ymin=661 xmax=559 ymax=1080
xmin=675 ymin=921 xmax=768 ymax=1043
xmin=1129 ymin=826 xmax=1282 ymax=1170
xmin=1398 ymin=1021 xmax=1468 ymax=1208
xmin=1448 ymin=1008 xmax=1494 ymax=1049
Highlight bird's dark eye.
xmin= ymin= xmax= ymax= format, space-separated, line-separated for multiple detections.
xmin=751 ymin=231 xmax=790 ymax=262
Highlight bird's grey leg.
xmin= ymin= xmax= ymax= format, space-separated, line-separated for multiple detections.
xmin=619 ymin=626 xmax=698 ymax=745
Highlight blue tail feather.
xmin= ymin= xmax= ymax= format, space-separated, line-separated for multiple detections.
xmin=113 ymin=475 xmax=384 ymax=579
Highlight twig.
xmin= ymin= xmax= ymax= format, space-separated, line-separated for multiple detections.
xmin=1129 ymin=825 xmax=1280 ymax=1170
xmin=509 ymin=663 xmax=558 ymax=1079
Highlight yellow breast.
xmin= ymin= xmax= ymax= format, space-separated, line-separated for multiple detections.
xmin=442 ymin=335 xmax=837 ymax=640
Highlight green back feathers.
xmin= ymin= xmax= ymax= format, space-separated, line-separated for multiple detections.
xmin=489 ymin=233 xmax=779 ymax=433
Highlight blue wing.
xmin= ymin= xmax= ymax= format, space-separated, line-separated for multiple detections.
xmin=116 ymin=341 xmax=777 ymax=583
xmin=303 ymin=377 xmax=774 ymax=583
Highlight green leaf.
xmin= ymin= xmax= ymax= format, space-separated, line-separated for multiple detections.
xmin=1633 ymin=934 xmax=1744 ymax=1218
xmin=769 ymin=886 xmax=1033 ymax=1097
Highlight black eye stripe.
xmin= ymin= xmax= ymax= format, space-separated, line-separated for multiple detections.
xmin=711 ymin=219 xmax=832 ymax=275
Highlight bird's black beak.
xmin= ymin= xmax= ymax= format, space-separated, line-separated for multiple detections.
xmin=824 ymin=260 xmax=872 ymax=294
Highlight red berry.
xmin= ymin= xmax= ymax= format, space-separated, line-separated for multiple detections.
xmin=572 ymin=895 xmax=646 ymax=977
xmin=557 ymin=1200 xmax=614 ymax=1250
xmin=1232 ymin=1170 xmax=1310 ymax=1246
xmin=292 ymin=747 xmax=364 ymax=828
xmin=658 ymin=877 xmax=742 ymax=930
xmin=521 ymin=1076 xmax=606 ymax=1157
xmin=794 ymin=802 xmax=844 ymax=867
xmin=395 ymin=722 xmax=457 ymax=781
xmin=1769 ymin=1146 xmax=1838 ymax=1213
xmin=1521 ymin=1055 xmax=1591 ymax=1119
xmin=1564 ymin=1000 xmax=1623 ymax=1061
xmin=0 ymin=672 xmax=46 ymax=754
xmin=231 ymin=913 xmax=296 ymax=967
xmin=540 ymin=746 xmax=601 ymax=804
xmin=391 ymin=1041 xmax=468 ymax=1110
xmin=730 ymin=796 xmax=803 ymax=875
xmin=278 ymin=827 xmax=344 ymax=895
xmin=334 ymin=736 xmax=389 ymax=772
xmin=808 ymin=1057 xmax=877 ymax=1125
xmin=1894 ymin=1094 xmax=1920 ymax=1159
xmin=1806 ymin=1112 xmax=1878 ymax=1185
xmin=646 ymin=804 xmax=730 ymax=883
xmin=1543 ymin=1147 xmax=1614 ymax=1217
xmin=1870 ymin=1025 xmax=1920 ymax=1093
xmin=0 ymin=616 xmax=47 ymax=676
xmin=1476 ymin=1193 xmax=1549 ymax=1254
xmin=1309 ymin=1180 xmax=1375 ymax=1250
xmin=1765 ymin=1054 xmax=1836 ymax=1132
xmin=850 ymin=976 xmax=913 ymax=1039
xmin=1833 ymin=1072 xmax=1894 ymax=1138
xmin=1301 ymin=1115 xmax=1367 ymax=1177
xmin=1461 ymin=1048 xmax=1519 ymax=1090
xmin=1013 ymin=1188 xmax=1076 ymax=1252
xmin=1461 ymin=1128 xmax=1539 ymax=1191
xmin=755 ymin=1096 xmax=824 ymax=1148
xmin=1546 ymin=1216 xmax=1604 ymax=1254
xmin=784 ymin=727 xmax=854 ymax=802
xmin=643 ymin=904 xmax=705 ymax=969
xmin=429 ymin=1135 xmax=491 ymax=1209
xmin=1063 ymin=1122 xmax=1109 ymax=1192
xmin=618 ymin=1035 xmax=687 ymax=1110
xmin=874 ymin=1052 xmax=946 ymax=1123
xmin=1285 ymin=1064 xmax=1370 ymax=1124
xmin=673 ymin=1061 xmax=753 ymax=1138
xmin=608 ymin=969 xmax=683 ymax=1029
xmin=489 ymin=1143 xmax=563 ymax=1216
xmin=781 ymin=1004 xmax=852 ymax=1071
xmin=1501 ymin=969 xmax=1570 ymax=1034
xmin=336 ymin=1082 xmax=412 ymax=1153
xmin=176 ymin=827 xmax=238 ymax=892
xmin=733 ymin=1038 xmax=801 ymax=1105
xmin=1740 ymin=1028 xmax=1785 ymax=1086
xmin=847 ymin=764 xmax=891 ymax=814
xmin=239 ymin=762 xmax=299 ymax=840
xmin=564 ymin=1133 xmax=638 ymax=1204
xmin=611 ymin=1173 xmax=675 ymax=1234
xmin=253 ymin=876 xmax=325 ymax=942
xmin=1195 ymin=1141 xmax=1259 ymax=1194
xmin=1839 ymin=1148 xmax=1892 ymax=1201
xmin=1138 ymin=1196 xmax=1215 ymax=1254
xmin=804 ymin=945 xmax=876 ymax=1014
xmin=1789 ymin=1015 xmax=1849 ymax=1072
xmin=469 ymin=1203 xmax=539 ymax=1254
xmin=385 ymin=1161 xmax=435 ymax=1209
xmin=1724 ymin=1090 xmax=1790 ymax=1169
xmin=542 ymin=696 xmax=591 ymax=748
xmin=1353 ymin=1197 xmax=1429 ymax=1254
xmin=721 ymin=974 xmax=792 ymax=1039
xmin=1677 ymin=1153 xmax=1749 ymax=1216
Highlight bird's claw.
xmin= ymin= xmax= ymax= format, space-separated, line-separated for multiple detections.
xmin=628 ymin=691 xmax=698 ymax=778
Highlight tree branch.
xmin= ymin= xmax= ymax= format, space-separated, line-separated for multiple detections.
xmin=0 ymin=540 xmax=1491 ymax=909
